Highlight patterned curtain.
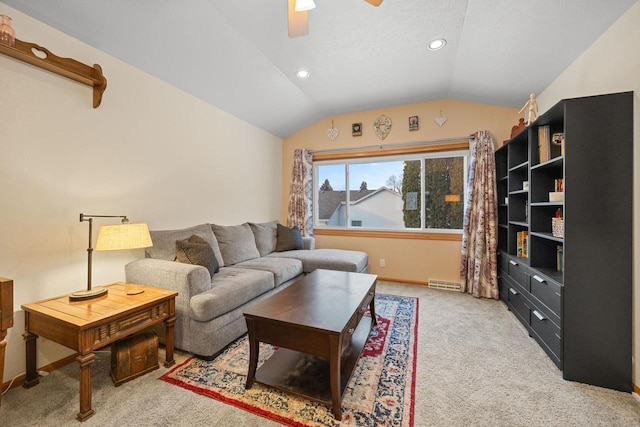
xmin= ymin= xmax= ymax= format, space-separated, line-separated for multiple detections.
xmin=460 ymin=131 xmax=498 ymax=299
xmin=287 ymin=149 xmax=313 ymax=236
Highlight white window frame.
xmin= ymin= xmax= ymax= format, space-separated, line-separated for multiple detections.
xmin=313 ymin=150 xmax=468 ymax=233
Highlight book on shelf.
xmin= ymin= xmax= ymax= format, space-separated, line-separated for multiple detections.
xmin=517 ymin=231 xmax=528 ymax=258
xmin=557 ymin=245 xmax=564 ymax=272
xmin=538 ymin=125 xmax=550 ymax=163
xmin=554 ymin=178 xmax=564 ymax=192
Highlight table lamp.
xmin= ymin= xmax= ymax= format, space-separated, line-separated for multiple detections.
xmin=70 ymin=213 xmax=152 ymax=301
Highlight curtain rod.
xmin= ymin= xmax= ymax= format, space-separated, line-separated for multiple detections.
xmin=309 ymin=135 xmax=471 ymax=155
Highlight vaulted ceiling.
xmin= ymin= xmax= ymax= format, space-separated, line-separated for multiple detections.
xmin=3 ymin=0 xmax=636 ymax=138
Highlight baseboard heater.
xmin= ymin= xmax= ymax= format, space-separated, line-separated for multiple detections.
xmin=428 ymin=279 xmax=462 ymax=292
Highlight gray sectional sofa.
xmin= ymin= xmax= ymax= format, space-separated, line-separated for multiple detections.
xmin=124 ymin=221 xmax=368 ymax=359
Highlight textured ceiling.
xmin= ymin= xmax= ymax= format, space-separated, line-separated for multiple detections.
xmin=2 ymin=0 xmax=636 ymax=138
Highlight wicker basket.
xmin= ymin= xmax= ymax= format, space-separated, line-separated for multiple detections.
xmin=552 ymin=218 xmax=564 ymax=238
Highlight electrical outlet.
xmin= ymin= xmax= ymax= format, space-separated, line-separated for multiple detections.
xmin=379 ymin=259 xmax=386 ymax=267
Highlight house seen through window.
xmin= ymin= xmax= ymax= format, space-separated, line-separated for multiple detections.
xmin=314 ymin=151 xmax=467 ymax=232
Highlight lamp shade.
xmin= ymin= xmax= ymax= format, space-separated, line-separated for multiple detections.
xmin=95 ymin=223 xmax=152 ymax=251
xmin=295 ymin=0 xmax=316 ymax=11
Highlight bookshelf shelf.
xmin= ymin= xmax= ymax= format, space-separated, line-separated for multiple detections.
xmin=495 ymin=92 xmax=633 ymax=393
xmin=530 ymin=231 xmax=563 ymax=243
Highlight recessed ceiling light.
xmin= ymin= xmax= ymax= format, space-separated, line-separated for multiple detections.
xmin=296 ymin=69 xmax=310 ymax=79
xmin=427 ymin=38 xmax=447 ymax=51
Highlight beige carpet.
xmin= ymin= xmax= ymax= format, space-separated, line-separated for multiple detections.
xmin=2 ymin=281 xmax=640 ymax=426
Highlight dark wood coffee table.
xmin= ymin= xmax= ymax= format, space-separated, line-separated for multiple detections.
xmin=243 ymin=269 xmax=377 ymax=420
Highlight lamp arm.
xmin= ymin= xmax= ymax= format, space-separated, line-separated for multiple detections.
xmin=79 ymin=213 xmax=129 ymax=290
xmin=80 ymin=213 xmax=128 ymax=223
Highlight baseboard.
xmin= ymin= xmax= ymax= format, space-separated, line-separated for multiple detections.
xmin=2 ymin=353 xmax=78 ymax=393
xmin=633 ymin=383 xmax=640 ymax=395
xmin=377 ymin=276 xmax=428 ymax=287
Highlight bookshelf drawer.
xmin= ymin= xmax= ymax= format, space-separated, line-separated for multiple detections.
xmin=507 ymin=285 xmax=529 ymax=326
xmin=531 ymin=307 xmax=561 ymax=363
xmin=530 ymin=272 xmax=562 ymax=317
xmin=506 ymin=257 xmax=529 ymax=291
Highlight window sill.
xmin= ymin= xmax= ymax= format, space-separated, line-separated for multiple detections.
xmin=313 ymin=228 xmax=462 ymax=241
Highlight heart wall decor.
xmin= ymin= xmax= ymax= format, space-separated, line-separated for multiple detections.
xmin=373 ymin=115 xmax=392 ymax=140
xmin=434 ymin=110 xmax=447 ymax=127
xmin=327 ymin=120 xmax=339 ymax=141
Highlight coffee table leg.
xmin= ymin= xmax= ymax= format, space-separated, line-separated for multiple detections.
xmin=369 ymin=292 xmax=377 ymax=326
xmin=76 ymin=352 xmax=96 ymax=421
xmin=245 ymin=319 xmax=258 ymax=389
xmin=329 ymin=335 xmax=342 ymax=420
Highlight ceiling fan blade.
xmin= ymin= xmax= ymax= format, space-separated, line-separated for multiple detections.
xmin=363 ymin=0 xmax=383 ymax=6
xmin=288 ymin=0 xmax=309 ymax=38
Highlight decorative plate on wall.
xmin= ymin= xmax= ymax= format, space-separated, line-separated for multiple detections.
xmin=373 ymin=115 xmax=392 ymax=140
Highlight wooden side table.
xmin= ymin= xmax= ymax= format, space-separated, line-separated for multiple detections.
xmin=21 ymin=282 xmax=177 ymax=421
xmin=0 ymin=277 xmax=14 ymax=409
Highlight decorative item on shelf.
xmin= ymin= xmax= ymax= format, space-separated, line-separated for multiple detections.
xmin=523 ymin=181 xmax=529 ymax=191
xmin=519 ymin=93 xmax=538 ymax=125
xmin=409 ymin=115 xmax=419 ymax=131
xmin=434 ymin=110 xmax=447 ymax=127
xmin=326 ymin=119 xmax=339 ymax=141
xmin=0 ymin=14 xmax=15 ymax=47
xmin=549 ymin=191 xmax=564 ymax=202
xmin=373 ymin=114 xmax=392 ymax=140
xmin=504 ymin=117 xmax=526 ymax=144
xmin=552 ymin=132 xmax=565 ymax=156
xmin=552 ymin=209 xmax=564 ymax=238
xmin=352 ymin=122 xmax=362 ymax=136
xmin=72 ymin=214 xmax=152 ymax=301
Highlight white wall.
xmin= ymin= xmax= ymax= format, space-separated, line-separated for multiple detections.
xmin=537 ymin=1 xmax=640 ymax=386
xmin=0 ymin=4 xmax=282 ymax=382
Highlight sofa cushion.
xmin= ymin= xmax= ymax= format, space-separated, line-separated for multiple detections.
xmin=189 ymin=267 xmax=274 ymax=321
xmin=146 ymin=223 xmax=223 ymax=267
xmin=249 ymin=221 xmax=278 ymax=257
xmin=275 ymin=224 xmax=304 ymax=252
xmin=211 ymin=223 xmax=261 ymax=266
xmin=267 ymin=248 xmax=368 ymax=273
xmin=234 ymin=257 xmax=303 ymax=287
xmin=175 ymin=235 xmax=219 ymax=277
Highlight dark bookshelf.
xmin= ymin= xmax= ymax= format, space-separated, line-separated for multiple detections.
xmin=495 ymin=91 xmax=633 ymax=393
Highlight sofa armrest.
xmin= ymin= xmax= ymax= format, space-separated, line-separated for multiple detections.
xmin=302 ymin=236 xmax=315 ymax=250
xmin=125 ymin=258 xmax=211 ymax=300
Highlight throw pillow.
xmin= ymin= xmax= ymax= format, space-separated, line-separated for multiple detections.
xmin=175 ymin=235 xmax=219 ymax=277
xmin=249 ymin=221 xmax=278 ymax=257
xmin=146 ymin=223 xmax=224 ymax=267
xmin=275 ymin=224 xmax=304 ymax=252
xmin=211 ymin=223 xmax=261 ymax=265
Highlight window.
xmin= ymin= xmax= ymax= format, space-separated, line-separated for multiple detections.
xmin=314 ymin=149 xmax=467 ymax=233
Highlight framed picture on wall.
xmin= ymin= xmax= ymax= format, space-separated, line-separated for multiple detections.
xmin=409 ymin=116 xmax=419 ymax=131
xmin=352 ymin=123 xmax=362 ymax=136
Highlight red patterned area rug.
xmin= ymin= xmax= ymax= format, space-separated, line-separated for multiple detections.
xmin=161 ymin=294 xmax=418 ymax=427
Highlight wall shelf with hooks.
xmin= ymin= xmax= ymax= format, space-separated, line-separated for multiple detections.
xmin=0 ymin=38 xmax=107 ymax=108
